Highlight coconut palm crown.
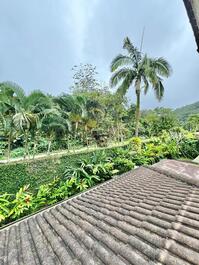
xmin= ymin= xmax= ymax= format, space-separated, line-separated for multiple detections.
xmin=110 ymin=37 xmax=172 ymax=136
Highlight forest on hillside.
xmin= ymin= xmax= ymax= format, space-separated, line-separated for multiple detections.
xmin=174 ymin=101 xmax=199 ymax=121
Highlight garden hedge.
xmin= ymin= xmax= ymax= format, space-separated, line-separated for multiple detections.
xmin=0 ymin=145 xmax=128 ymax=194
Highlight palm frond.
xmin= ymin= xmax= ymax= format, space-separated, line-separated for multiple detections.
xmin=0 ymin=82 xmax=25 ymax=99
xmin=116 ymin=71 xmax=135 ymax=96
xmin=110 ymin=54 xmax=133 ymax=72
xmin=154 ymin=77 xmax=164 ymax=101
xmin=54 ymin=94 xmax=75 ymax=112
xmin=151 ymin=57 xmax=172 ymax=77
xmin=24 ymin=90 xmax=52 ymax=112
xmin=13 ymin=112 xmax=38 ymax=131
xmin=123 ymin=37 xmax=141 ymax=63
xmin=0 ymin=82 xmax=25 ymax=111
xmin=42 ymin=108 xmax=60 ymax=118
xmin=110 ymin=68 xmax=133 ymax=88
xmin=142 ymin=75 xmax=149 ymax=94
xmin=145 ymin=66 xmax=159 ymax=88
xmin=65 ymin=119 xmax=72 ymax=132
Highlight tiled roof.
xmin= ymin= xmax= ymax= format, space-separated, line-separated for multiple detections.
xmin=1 ymin=160 xmax=199 ymax=265
xmin=183 ymin=0 xmax=199 ymax=52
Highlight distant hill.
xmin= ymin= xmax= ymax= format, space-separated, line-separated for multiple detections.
xmin=174 ymin=101 xmax=199 ymax=121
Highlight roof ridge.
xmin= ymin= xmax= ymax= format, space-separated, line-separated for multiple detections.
xmin=172 ymin=158 xmax=199 ymax=166
xmin=145 ymin=165 xmax=199 ymax=187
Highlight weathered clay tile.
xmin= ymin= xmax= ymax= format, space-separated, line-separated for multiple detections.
xmin=0 ymin=160 xmax=199 ymax=264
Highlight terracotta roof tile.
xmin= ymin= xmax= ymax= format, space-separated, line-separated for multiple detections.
xmin=0 ymin=160 xmax=199 ymax=264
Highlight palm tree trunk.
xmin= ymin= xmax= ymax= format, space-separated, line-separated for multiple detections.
xmin=67 ymin=135 xmax=70 ymax=151
xmin=117 ymin=122 xmax=120 ymax=142
xmin=135 ymin=89 xmax=141 ymax=137
xmin=24 ymin=131 xmax=29 ymax=159
xmin=112 ymin=126 xmax=117 ymax=142
xmin=47 ymin=140 xmax=52 ymax=154
xmin=75 ymin=122 xmax=78 ymax=138
xmin=33 ymin=140 xmax=37 ymax=159
xmin=85 ymin=126 xmax=88 ymax=147
xmin=7 ymin=133 xmax=11 ymax=161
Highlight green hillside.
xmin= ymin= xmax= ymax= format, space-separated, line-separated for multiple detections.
xmin=174 ymin=101 xmax=199 ymax=121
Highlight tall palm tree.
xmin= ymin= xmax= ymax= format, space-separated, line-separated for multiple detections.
xmin=110 ymin=37 xmax=172 ymax=136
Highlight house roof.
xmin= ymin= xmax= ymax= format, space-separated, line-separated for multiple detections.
xmin=0 ymin=160 xmax=199 ymax=265
xmin=183 ymin=0 xmax=199 ymax=52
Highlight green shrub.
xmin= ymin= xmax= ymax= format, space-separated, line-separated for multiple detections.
xmin=112 ymin=157 xmax=135 ymax=173
xmin=0 ymin=193 xmax=10 ymax=222
xmin=109 ymin=146 xmax=132 ymax=159
xmin=0 ymin=145 xmax=128 ymax=194
xmin=129 ymin=137 xmax=142 ymax=152
xmin=0 ymin=142 xmax=7 ymax=157
xmin=0 ymin=135 xmax=198 ymax=228
xmin=34 ymin=138 xmax=48 ymax=153
xmin=63 ymin=150 xmax=114 ymax=186
xmin=131 ymin=154 xmax=154 ymax=166
xmin=0 ymin=165 xmax=106 ymax=227
xmin=11 ymin=147 xmax=25 ymax=158
xmin=179 ymin=138 xmax=199 ymax=159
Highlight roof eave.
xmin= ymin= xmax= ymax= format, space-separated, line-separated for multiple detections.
xmin=183 ymin=0 xmax=199 ymax=53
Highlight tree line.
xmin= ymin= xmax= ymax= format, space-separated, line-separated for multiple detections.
xmin=0 ymin=37 xmax=198 ymax=160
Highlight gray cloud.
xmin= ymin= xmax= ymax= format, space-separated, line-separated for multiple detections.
xmin=0 ymin=0 xmax=198 ymax=109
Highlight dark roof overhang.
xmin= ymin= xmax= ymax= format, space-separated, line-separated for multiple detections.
xmin=183 ymin=0 xmax=199 ymax=52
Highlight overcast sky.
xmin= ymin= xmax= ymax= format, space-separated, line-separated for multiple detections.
xmin=0 ymin=0 xmax=198 ymax=109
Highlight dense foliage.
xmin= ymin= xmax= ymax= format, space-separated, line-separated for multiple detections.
xmin=0 ymin=132 xmax=198 ymax=227
xmin=0 ymin=79 xmax=134 ymax=160
xmin=0 ymin=37 xmax=198 ymax=228
xmin=0 ymin=57 xmax=198 ymax=160
xmin=0 ymin=145 xmax=127 ymax=194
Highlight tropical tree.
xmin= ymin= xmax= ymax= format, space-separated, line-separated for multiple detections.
xmin=0 ymin=82 xmax=25 ymax=159
xmin=25 ymin=90 xmax=59 ymax=157
xmin=110 ymin=37 xmax=172 ymax=136
xmin=186 ymin=114 xmax=199 ymax=132
xmin=41 ymin=113 xmax=71 ymax=154
xmin=81 ymin=117 xmax=97 ymax=146
xmin=141 ymin=108 xmax=178 ymax=136
xmin=13 ymin=111 xmax=38 ymax=158
xmin=0 ymin=114 xmax=16 ymax=160
xmin=13 ymin=90 xmax=57 ymax=158
xmin=72 ymin=63 xmax=99 ymax=92
xmin=55 ymin=94 xmax=86 ymax=140
xmin=0 ymin=83 xmax=60 ymax=159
